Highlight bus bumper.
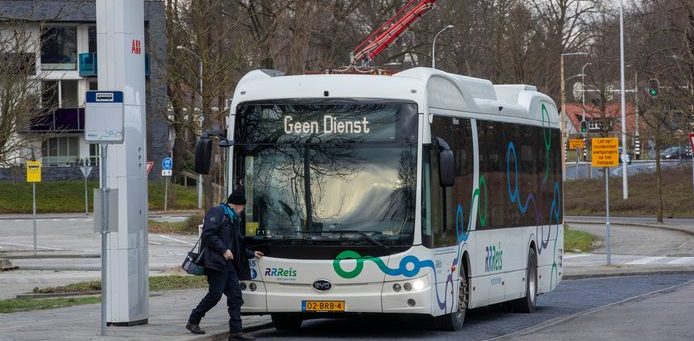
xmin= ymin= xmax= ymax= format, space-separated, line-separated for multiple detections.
xmin=240 ymin=275 xmax=433 ymax=315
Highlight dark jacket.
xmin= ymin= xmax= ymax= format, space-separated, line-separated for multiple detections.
xmin=201 ymin=204 xmax=254 ymax=279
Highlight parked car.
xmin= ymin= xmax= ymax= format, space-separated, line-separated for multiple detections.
xmin=660 ymin=146 xmax=693 ymax=160
xmin=618 ymin=147 xmax=632 ymax=165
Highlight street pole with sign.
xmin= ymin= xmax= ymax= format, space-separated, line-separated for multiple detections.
xmin=689 ymin=133 xmax=694 ymax=194
xmin=80 ymin=165 xmax=93 ymax=215
xmin=162 ymin=157 xmax=173 ymax=212
xmin=85 ymin=90 xmax=124 ymax=336
xmin=592 ymin=137 xmax=619 ymax=265
xmin=26 ymin=160 xmax=41 ymax=255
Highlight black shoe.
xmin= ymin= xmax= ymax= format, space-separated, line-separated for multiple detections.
xmin=228 ymin=332 xmax=255 ymax=341
xmin=186 ymin=322 xmax=205 ymax=335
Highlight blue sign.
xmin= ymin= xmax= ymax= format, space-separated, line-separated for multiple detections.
xmin=162 ymin=157 xmax=173 ymax=170
xmin=86 ymin=91 xmax=124 ymax=103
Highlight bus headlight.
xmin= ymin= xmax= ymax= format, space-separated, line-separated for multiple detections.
xmin=412 ymin=279 xmax=424 ymax=291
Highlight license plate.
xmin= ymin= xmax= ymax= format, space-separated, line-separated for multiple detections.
xmin=301 ymin=300 xmax=345 ymax=312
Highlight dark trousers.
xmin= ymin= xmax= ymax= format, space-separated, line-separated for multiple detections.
xmin=188 ymin=267 xmax=243 ymax=333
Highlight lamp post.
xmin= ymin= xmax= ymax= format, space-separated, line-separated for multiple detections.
xmin=619 ymin=0 xmax=628 ymax=199
xmin=581 ymin=62 xmax=591 ymax=167
xmin=560 ymin=51 xmax=588 ymax=182
xmin=432 ymin=25 xmax=454 ymax=69
xmin=176 ymin=45 xmax=204 ymax=209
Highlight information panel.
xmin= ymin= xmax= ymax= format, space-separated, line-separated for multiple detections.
xmin=26 ymin=161 xmax=41 ymax=183
xmin=591 ymin=137 xmax=619 ymax=167
xmin=85 ymin=91 xmax=125 ymax=144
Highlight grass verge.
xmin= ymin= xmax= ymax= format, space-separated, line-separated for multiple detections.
xmin=0 ymin=180 xmax=198 ymax=214
xmin=565 ymin=164 xmax=694 ymax=218
xmin=0 ymin=296 xmax=101 ymax=314
xmin=564 ymin=225 xmax=597 ymax=253
xmin=148 ymin=214 xmax=203 ymax=234
xmin=0 ymin=275 xmax=208 ymax=314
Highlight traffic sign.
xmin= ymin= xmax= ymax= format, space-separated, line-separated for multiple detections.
xmin=162 ymin=157 xmax=173 ymax=170
xmin=689 ymin=133 xmax=694 ymax=152
xmin=26 ymin=161 xmax=41 ymax=183
xmin=569 ymin=139 xmax=585 ymax=150
xmin=146 ymin=161 xmax=154 ymax=175
xmin=162 ymin=169 xmax=172 ymax=177
xmin=591 ymin=138 xmax=619 ymax=167
xmin=80 ymin=165 xmax=93 ymax=178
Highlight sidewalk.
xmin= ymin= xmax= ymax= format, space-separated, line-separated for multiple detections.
xmin=0 ymin=289 xmax=272 ymax=341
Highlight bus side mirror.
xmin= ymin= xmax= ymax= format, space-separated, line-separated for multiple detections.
xmin=435 ymin=137 xmax=455 ymax=187
xmin=194 ymin=136 xmax=213 ymax=174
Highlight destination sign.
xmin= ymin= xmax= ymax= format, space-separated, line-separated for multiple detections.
xmin=284 ymin=115 xmax=370 ymax=135
xmin=235 ymin=102 xmax=418 ymax=144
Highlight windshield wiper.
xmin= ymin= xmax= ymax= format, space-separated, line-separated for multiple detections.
xmin=332 ymin=230 xmax=390 ymax=251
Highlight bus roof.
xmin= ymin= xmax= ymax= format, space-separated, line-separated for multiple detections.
xmin=232 ymin=67 xmax=559 ymax=125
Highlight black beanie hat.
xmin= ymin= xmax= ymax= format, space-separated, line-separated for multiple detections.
xmin=227 ymin=188 xmax=246 ymax=205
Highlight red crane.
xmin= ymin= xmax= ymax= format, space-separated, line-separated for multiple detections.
xmin=350 ymin=0 xmax=437 ymax=67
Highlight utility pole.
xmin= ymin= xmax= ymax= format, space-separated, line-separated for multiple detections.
xmin=561 ymin=52 xmax=588 ymax=181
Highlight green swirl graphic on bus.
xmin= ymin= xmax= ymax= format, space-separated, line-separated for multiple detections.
xmin=332 ymin=250 xmax=434 ymax=279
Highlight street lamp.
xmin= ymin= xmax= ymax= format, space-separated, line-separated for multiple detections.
xmin=560 ymin=51 xmax=588 ymax=182
xmin=176 ymin=45 xmax=204 ymax=209
xmin=619 ymin=0 xmax=628 ymax=199
xmin=432 ymin=25 xmax=454 ymax=69
xmin=581 ymin=62 xmax=591 ymax=124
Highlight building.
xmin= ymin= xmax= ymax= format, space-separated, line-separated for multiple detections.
xmin=563 ymin=102 xmax=648 ymax=157
xmin=0 ymin=0 xmax=168 ymax=179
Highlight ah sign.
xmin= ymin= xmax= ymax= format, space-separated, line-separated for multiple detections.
xmin=131 ymin=39 xmax=142 ymax=55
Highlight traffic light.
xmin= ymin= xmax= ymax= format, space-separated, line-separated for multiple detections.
xmin=580 ymin=120 xmax=587 ymax=135
xmin=648 ymin=79 xmax=659 ymax=98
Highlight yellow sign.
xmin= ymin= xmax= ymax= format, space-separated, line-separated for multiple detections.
xmin=246 ymin=222 xmax=259 ymax=236
xmin=569 ymin=139 xmax=585 ymax=150
xmin=591 ymin=138 xmax=619 ymax=167
xmin=26 ymin=160 xmax=42 ymax=183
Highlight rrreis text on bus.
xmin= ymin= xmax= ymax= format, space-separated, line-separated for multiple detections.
xmin=195 ymin=67 xmax=563 ymax=331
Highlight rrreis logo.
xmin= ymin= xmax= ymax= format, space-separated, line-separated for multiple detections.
xmin=264 ymin=267 xmax=297 ymax=281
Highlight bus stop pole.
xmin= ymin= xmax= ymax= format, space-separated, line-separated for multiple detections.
xmin=100 ymin=145 xmax=108 ymax=336
xmin=32 ymin=183 xmax=37 ymax=255
xmin=605 ymin=167 xmax=611 ymax=265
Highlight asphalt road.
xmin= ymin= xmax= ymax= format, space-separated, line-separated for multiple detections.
xmin=565 ymin=160 xmax=691 ymax=180
xmin=248 ymin=274 xmax=694 ymax=340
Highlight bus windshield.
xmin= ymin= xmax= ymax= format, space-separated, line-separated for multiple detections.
xmin=233 ymin=100 xmax=418 ymax=249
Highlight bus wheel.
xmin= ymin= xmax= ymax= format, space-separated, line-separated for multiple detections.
xmin=271 ymin=314 xmax=303 ymax=330
xmin=514 ymin=249 xmax=537 ymax=313
xmin=435 ymin=269 xmax=468 ymax=331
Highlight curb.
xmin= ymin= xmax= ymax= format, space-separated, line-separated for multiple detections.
xmin=564 ymin=219 xmax=694 ymax=238
xmin=191 ymin=320 xmax=275 ymax=341
xmin=563 ymin=267 xmax=694 ymax=280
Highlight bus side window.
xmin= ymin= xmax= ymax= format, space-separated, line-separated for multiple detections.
xmin=425 ymin=115 xmax=474 ymax=248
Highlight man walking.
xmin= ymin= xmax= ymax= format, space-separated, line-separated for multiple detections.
xmin=186 ymin=188 xmax=263 ymax=341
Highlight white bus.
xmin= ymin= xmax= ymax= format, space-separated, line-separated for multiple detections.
xmin=202 ymin=67 xmax=563 ymax=330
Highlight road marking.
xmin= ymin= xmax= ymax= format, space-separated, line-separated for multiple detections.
xmin=666 ymin=257 xmax=694 ymax=265
xmin=490 ymin=279 xmax=694 ymax=341
xmin=156 ymin=234 xmax=195 ymax=246
xmin=0 ymin=242 xmax=63 ymax=251
xmin=564 ymin=254 xmax=592 ymax=259
xmin=148 ymin=241 xmax=162 ymax=245
xmin=625 ymin=256 xmax=667 ymax=265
